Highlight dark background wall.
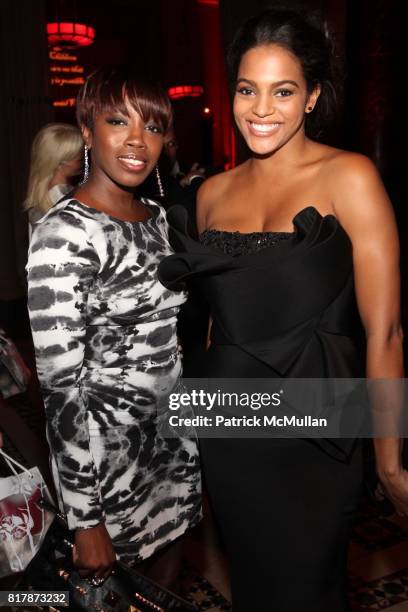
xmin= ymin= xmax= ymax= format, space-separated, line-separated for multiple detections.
xmin=343 ymin=0 xmax=405 ymax=220
xmin=0 ymin=0 xmax=52 ymax=301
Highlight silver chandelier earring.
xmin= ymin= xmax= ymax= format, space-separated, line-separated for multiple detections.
xmin=80 ymin=145 xmax=89 ymax=185
xmin=155 ymin=165 xmax=164 ymax=197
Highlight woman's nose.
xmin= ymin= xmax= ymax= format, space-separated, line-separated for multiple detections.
xmin=252 ymin=94 xmax=275 ymax=118
xmin=125 ymin=125 xmax=146 ymax=148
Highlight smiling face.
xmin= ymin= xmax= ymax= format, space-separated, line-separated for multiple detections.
xmin=82 ymin=100 xmax=164 ymax=189
xmin=233 ymin=44 xmax=320 ymax=156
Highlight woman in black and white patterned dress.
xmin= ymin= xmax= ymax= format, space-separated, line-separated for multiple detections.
xmin=26 ymin=67 xmax=201 ymax=584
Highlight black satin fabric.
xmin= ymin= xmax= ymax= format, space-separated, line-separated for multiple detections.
xmin=159 ymin=205 xmax=364 ymax=611
xmin=160 ymin=205 xmax=364 ymax=439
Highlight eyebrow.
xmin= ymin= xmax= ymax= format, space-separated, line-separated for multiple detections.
xmin=236 ymin=78 xmax=299 ymax=88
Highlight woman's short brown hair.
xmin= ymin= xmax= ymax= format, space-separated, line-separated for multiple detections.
xmin=76 ymin=65 xmax=173 ymax=132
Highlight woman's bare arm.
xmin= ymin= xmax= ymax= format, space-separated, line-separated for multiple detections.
xmin=331 ymin=153 xmax=408 ymax=513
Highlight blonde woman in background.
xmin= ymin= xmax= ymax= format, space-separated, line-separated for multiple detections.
xmin=24 ymin=123 xmax=83 ymax=229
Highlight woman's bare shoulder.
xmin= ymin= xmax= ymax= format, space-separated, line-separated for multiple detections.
xmin=308 ymin=141 xmax=373 ymax=172
xmin=319 ymin=148 xmax=394 ymax=236
xmin=318 ymin=146 xmax=379 ymax=182
xmin=197 ymin=166 xmax=242 ymax=202
xmin=196 ymin=165 xmax=243 ymax=230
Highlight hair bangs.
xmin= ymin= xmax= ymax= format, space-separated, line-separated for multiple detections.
xmin=76 ymin=67 xmax=172 ymax=132
xmin=123 ymin=80 xmax=172 ymax=132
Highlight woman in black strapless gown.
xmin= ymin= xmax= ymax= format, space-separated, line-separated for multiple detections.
xmin=161 ymin=205 xmax=363 ymax=610
xmin=160 ymin=9 xmax=408 ymax=612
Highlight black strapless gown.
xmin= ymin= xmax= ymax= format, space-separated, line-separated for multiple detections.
xmin=159 ymin=206 xmax=364 ymax=612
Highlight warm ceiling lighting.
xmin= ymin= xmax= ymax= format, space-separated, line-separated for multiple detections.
xmin=47 ymin=23 xmax=95 ymax=48
xmin=203 ymin=107 xmax=211 ymax=114
xmin=168 ymin=85 xmax=204 ymax=100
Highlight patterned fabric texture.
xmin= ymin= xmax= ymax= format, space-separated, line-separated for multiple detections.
xmin=26 ymin=197 xmax=202 ymax=563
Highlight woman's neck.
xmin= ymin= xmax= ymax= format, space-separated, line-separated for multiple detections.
xmin=77 ymin=174 xmax=135 ymax=210
xmin=73 ymin=172 xmax=150 ymax=222
xmin=247 ymin=132 xmax=313 ymax=181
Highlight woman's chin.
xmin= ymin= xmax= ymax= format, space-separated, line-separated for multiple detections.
xmin=248 ymin=142 xmax=277 ymax=158
xmin=112 ymin=171 xmax=151 ymax=190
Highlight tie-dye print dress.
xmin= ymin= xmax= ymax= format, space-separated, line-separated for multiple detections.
xmin=26 ymin=197 xmax=202 ymax=563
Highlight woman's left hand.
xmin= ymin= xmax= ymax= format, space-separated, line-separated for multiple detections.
xmin=73 ymin=522 xmax=116 ymax=581
xmin=379 ymin=468 xmax=408 ymax=516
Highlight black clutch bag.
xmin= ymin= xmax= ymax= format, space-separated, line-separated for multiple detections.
xmin=17 ymin=500 xmax=197 ymax=611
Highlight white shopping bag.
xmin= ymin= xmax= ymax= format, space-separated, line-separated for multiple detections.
xmin=0 ymin=449 xmax=54 ymax=578
xmin=0 ymin=328 xmax=31 ymax=399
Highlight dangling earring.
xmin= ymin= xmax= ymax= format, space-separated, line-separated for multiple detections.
xmin=155 ymin=165 xmax=164 ymax=198
xmin=79 ymin=144 xmax=89 ymax=185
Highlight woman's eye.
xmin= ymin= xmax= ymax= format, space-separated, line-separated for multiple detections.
xmin=145 ymin=124 xmax=163 ymax=134
xmin=106 ymin=118 xmax=127 ymax=126
xmin=237 ymin=87 xmax=254 ymax=96
xmin=275 ymin=89 xmax=293 ymax=97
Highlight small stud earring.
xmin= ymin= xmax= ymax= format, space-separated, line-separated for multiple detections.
xmin=155 ymin=165 xmax=164 ymax=198
xmin=307 ymin=106 xmax=313 ymax=113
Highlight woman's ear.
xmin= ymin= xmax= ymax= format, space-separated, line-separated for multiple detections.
xmin=305 ymin=84 xmax=321 ymax=113
xmin=81 ymin=125 xmax=92 ymax=149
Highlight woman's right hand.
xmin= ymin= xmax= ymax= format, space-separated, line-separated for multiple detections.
xmin=379 ymin=468 xmax=408 ymax=516
xmin=73 ymin=522 xmax=116 ymax=581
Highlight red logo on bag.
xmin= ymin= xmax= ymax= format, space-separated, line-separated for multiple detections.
xmin=0 ymin=487 xmax=43 ymax=540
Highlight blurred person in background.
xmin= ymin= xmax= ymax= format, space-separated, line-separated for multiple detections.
xmin=23 ymin=123 xmax=83 ymax=230
xmin=141 ymin=125 xmax=206 ymax=215
xmin=163 ymin=127 xmax=205 ymax=188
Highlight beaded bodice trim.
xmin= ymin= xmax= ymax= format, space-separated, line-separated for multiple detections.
xmin=199 ymin=228 xmax=294 ymax=257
